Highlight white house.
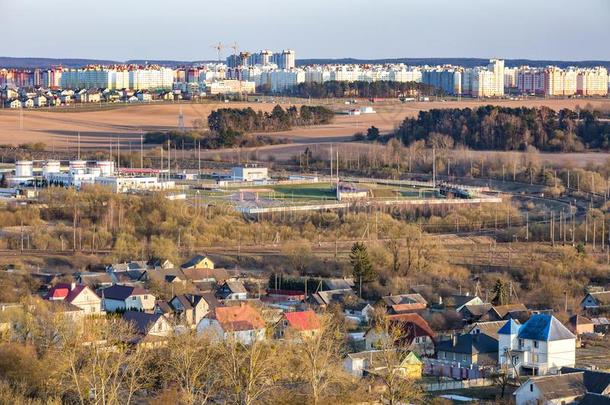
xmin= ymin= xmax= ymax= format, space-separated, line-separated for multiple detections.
xmin=581 ymin=291 xmax=610 ymax=312
xmin=101 ymin=284 xmax=156 ymax=312
xmin=513 ymin=372 xmax=586 ymax=405
xmin=122 ymin=311 xmax=173 ymax=338
xmin=231 ymin=165 xmax=268 ymax=182
xmin=197 ymin=304 xmax=265 ymax=345
xmin=216 ymin=280 xmax=248 ymax=301
xmin=45 ymin=283 xmax=103 ymax=314
xmin=498 ymin=315 xmax=576 ymax=376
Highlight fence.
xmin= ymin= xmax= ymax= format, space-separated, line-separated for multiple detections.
xmin=424 ymin=378 xmax=494 ymax=392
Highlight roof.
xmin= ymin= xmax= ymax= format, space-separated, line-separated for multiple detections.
xmin=467 ymin=320 xmax=513 ymax=340
xmin=561 ymin=368 xmax=610 ymax=394
xmin=585 ymin=291 xmax=610 ymax=306
xmin=223 ymin=280 xmax=247 ymax=294
xmin=47 ymin=300 xmax=82 ymax=313
xmin=181 ymin=254 xmax=213 ymax=269
xmin=461 ymin=303 xmax=493 ymax=317
xmin=436 ymin=333 xmax=498 ymax=355
xmin=45 ymin=283 xmax=70 ymax=300
xmin=122 ymin=311 xmax=164 ymax=335
xmin=518 ymin=314 xmax=575 ymax=341
xmin=526 ymin=372 xmax=586 ymax=400
xmin=498 ymin=318 xmax=521 ymax=335
xmin=181 ymin=268 xmax=229 ymax=283
xmin=580 ymin=393 xmax=610 ymax=405
xmin=381 ymin=294 xmax=428 ymax=307
xmin=347 ymin=350 xmax=422 ymax=369
xmin=591 ymin=317 xmax=610 ymax=326
xmin=283 ymin=310 xmax=320 ymax=331
xmin=101 ymin=284 xmax=149 ymax=301
xmin=387 ymin=312 xmax=436 ymax=339
xmin=444 ymin=294 xmax=481 ymax=309
xmin=389 ymin=303 xmax=427 ymax=314
xmin=489 ymin=303 xmax=528 ymax=319
xmin=311 ymin=289 xmax=359 ymax=307
xmin=322 ymin=278 xmax=354 ymax=291
xmin=155 ymin=301 xmax=173 ymax=314
xmin=213 ymin=304 xmax=265 ymax=332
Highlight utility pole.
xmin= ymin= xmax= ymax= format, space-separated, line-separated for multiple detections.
xmin=140 ymin=130 xmax=144 ymax=169
xmin=526 ymin=212 xmax=529 ymax=241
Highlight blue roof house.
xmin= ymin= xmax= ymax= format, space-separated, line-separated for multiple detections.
xmin=498 ymin=314 xmax=576 ymax=376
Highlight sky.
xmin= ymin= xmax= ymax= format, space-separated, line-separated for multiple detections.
xmin=3 ymin=0 xmax=610 ymax=61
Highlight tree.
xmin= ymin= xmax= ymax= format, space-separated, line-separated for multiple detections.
xmin=163 ymin=332 xmax=220 ymax=405
xmin=350 ymin=242 xmax=376 ymax=287
xmin=491 ymin=279 xmax=509 ymax=306
xmin=281 ymin=239 xmax=312 ymax=275
xmin=292 ymin=315 xmax=350 ymax=405
xmin=366 ymin=126 xmax=380 ymax=141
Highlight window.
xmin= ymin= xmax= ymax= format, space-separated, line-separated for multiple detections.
xmin=534 ymin=341 xmax=539 ymax=349
xmin=132 ymin=297 xmax=137 ymax=301
xmin=530 ymin=383 xmax=534 ymax=392
xmin=519 ymin=339 xmax=524 ymax=347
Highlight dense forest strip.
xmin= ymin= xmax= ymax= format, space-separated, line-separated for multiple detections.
xmin=393 ymin=105 xmax=610 ymax=152
xmin=144 ymin=104 xmax=334 ymax=149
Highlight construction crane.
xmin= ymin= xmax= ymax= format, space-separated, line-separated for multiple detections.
xmin=211 ymin=42 xmax=223 ymax=64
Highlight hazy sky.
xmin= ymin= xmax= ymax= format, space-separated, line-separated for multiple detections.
xmin=4 ymin=0 xmax=610 ymax=61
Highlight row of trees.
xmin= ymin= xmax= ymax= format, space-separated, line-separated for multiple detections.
xmin=145 ymin=105 xmax=333 ymax=150
xmin=0 ymin=298 xmax=425 ymax=405
xmin=207 ymin=105 xmax=334 ymax=134
xmin=394 ymin=106 xmax=610 ymax=152
xmin=281 ymin=80 xmax=441 ymax=99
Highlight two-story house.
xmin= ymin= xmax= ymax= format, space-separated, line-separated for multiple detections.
xmin=275 ymin=310 xmax=320 ymax=340
xmin=45 ymin=283 xmax=103 ymax=314
xmin=498 ymin=315 xmax=576 ymax=376
xmin=197 ymin=304 xmax=266 ymax=345
xmin=169 ymin=293 xmax=219 ymax=327
xmin=101 ymin=284 xmax=156 ymax=312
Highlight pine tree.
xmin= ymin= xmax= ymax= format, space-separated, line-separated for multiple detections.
xmin=350 ymin=242 xmax=375 ymax=283
xmin=491 ymin=279 xmax=509 ymax=306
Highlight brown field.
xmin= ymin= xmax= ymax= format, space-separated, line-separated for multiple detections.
xmin=1 ymin=97 xmax=610 ymax=166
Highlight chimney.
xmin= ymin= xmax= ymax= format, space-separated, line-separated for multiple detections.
xmin=452 ymin=334 xmax=458 ymax=347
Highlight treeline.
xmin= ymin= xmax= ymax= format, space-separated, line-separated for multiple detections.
xmin=394 ymin=106 xmax=610 ymax=152
xmin=283 ymin=80 xmax=441 ymax=98
xmin=145 ymin=105 xmax=333 ymax=149
xmin=208 ymin=105 xmax=334 ymax=133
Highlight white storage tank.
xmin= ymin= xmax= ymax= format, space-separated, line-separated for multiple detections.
xmin=43 ymin=160 xmax=61 ymax=175
xmin=97 ymin=161 xmax=115 ymax=176
xmin=15 ymin=160 xmax=33 ymax=177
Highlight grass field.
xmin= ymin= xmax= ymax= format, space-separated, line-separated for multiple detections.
xmin=2 ymin=97 xmax=609 ymax=153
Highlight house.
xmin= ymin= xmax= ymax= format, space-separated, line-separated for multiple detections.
xmin=22 ymin=98 xmax=34 ymax=108
xmin=344 ymin=301 xmax=375 ymax=324
xmin=309 ymin=289 xmax=359 ymax=309
xmin=436 ymin=333 xmax=498 ymax=367
xmin=498 ymin=315 xmax=576 ymax=376
xmin=136 ymin=91 xmax=152 ymax=102
xmin=76 ymin=272 xmax=113 ymax=289
xmin=482 ymin=303 xmax=529 ymax=322
xmin=46 ymin=300 xmax=84 ymax=321
xmin=169 ymin=293 xmax=219 ymax=327
xmin=181 ymin=254 xmax=215 ymax=270
xmin=459 ymin=303 xmax=493 ymax=323
xmin=122 ymin=311 xmax=172 ymax=346
xmin=344 ymin=350 xmax=423 ymax=379
xmin=565 ymin=314 xmax=595 ymax=336
xmin=443 ymin=294 xmax=485 ymax=312
xmin=514 ymin=372 xmax=587 ymax=405
xmin=591 ymin=317 xmax=610 ymax=334
xmin=275 ymin=310 xmax=320 ymax=339
xmin=181 ymin=268 xmax=229 ymax=284
xmin=147 ymin=259 xmax=174 ymax=270
xmin=467 ymin=320 xmax=514 ymax=340
xmin=379 ymin=294 xmax=428 ymax=314
xmin=581 ymin=291 xmax=610 ymax=312
xmin=6 ymin=99 xmax=21 ymax=108
xmin=364 ymin=312 xmax=436 ymax=355
xmin=33 ymin=95 xmax=47 ymax=107
xmin=45 ymin=283 xmax=103 ymax=314
xmin=101 ymin=284 xmax=156 ymax=312
xmin=513 ymin=368 xmax=610 ymax=405
xmin=197 ymin=304 xmax=266 ymax=345
xmin=217 ymin=280 xmax=248 ymax=300
xmin=107 ymin=261 xmax=147 ymax=273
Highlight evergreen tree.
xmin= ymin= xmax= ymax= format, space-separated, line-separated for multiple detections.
xmin=491 ymin=279 xmax=509 ymax=306
xmin=350 ymin=242 xmax=375 ymax=283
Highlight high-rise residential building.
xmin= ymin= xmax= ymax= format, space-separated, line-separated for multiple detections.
xmin=504 ymin=67 xmax=518 ymax=89
xmin=422 ymin=68 xmax=462 ymax=94
xmin=277 ymin=49 xmax=296 ymax=70
xmin=517 ymin=67 xmax=545 ymax=94
xmin=577 ymin=67 xmax=608 ymax=96
xmin=488 ymin=58 xmax=504 ymax=95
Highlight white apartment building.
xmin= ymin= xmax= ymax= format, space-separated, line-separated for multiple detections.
xmin=266 ymin=70 xmax=305 ymax=92
xmin=462 ymin=59 xmax=505 ymax=97
xmin=577 ymin=67 xmax=609 ymax=96
xmin=504 ymin=67 xmax=518 ymax=88
xmin=206 ymin=80 xmax=255 ymax=95
xmin=129 ymin=67 xmax=174 ymax=90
